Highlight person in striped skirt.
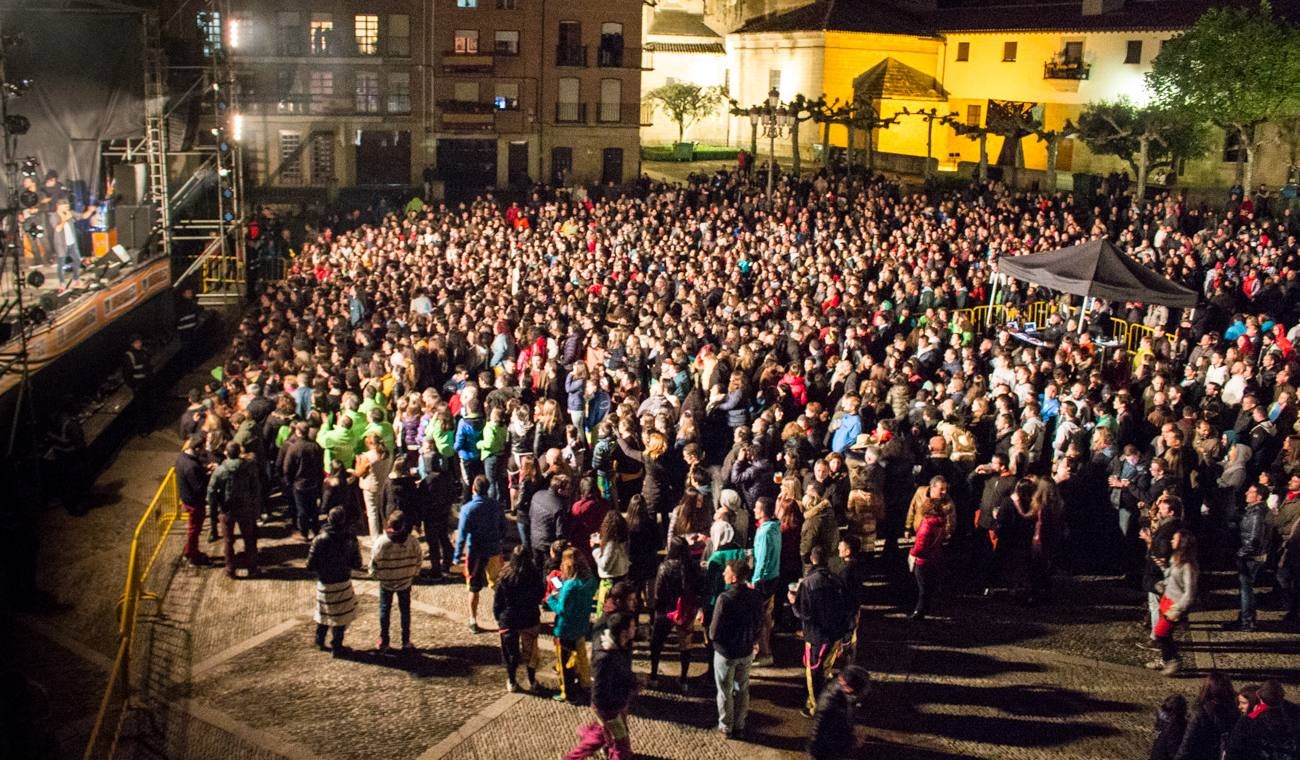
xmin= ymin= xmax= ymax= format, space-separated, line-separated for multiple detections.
xmin=307 ymin=507 xmax=362 ymax=657
xmin=371 ymin=510 xmax=424 ymax=650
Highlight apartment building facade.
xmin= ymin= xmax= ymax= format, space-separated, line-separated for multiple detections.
xmin=431 ymin=0 xmax=645 ymax=189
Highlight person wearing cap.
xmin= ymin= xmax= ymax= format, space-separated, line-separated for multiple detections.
xmin=176 ymin=433 xmax=212 ymax=566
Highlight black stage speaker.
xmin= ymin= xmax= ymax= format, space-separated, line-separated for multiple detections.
xmin=116 ymin=204 xmax=156 ymax=251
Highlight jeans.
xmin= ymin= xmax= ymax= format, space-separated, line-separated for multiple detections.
xmin=1239 ymin=557 xmax=1264 ymax=625
xmin=183 ymin=503 xmax=205 ymax=560
xmin=913 ymin=560 xmax=938 ymax=616
xmin=1148 ymin=591 xmax=1161 ymax=636
xmin=484 ymin=453 xmax=507 ymax=504
xmin=378 ymin=587 xmax=411 ymax=645
xmin=713 ymin=651 xmax=753 ymax=732
xmin=57 ymin=242 xmax=81 ymax=287
xmin=292 ymin=488 xmax=321 ymax=538
xmin=220 ymin=512 xmax=258 ymax=574
xmin=499 ymin=625 xmax=540 ymax=681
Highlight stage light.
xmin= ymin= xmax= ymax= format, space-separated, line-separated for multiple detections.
xmin=223 ymin=211 xmax=235 ymax=222
xmin=18 ymin=190 xmax=39 ymax=207
xmin=4 ymin=114 xmax=30 ymax=135
xmin=231 ymin=113 xmax=244 ymax=142
xmin=210 ymin=127 xmax=220 ymax=136
xmin=23 ymin=306 xmax=47 ymax=326
xmin=229 ymin=19 xmax=240 ymax=49
xmin=218 ymin=167 xmax=231 ymax=177
xmin=2 ymin=79 xmax=32 ymax=97
xmin=26 ymin=270 xmax=45 ymax=288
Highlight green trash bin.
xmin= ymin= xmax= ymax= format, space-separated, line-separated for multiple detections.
xmin=672 ymin=142 xmax=695 ymax=161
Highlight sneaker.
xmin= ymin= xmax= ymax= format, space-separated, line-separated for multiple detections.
xmin=1221 ymin=620 xmax=1256 ymax=632
xmin=402 ymin=641 xmax=416 ymax=651
xmin=1143 ymin=659 xmax=1166 ymax=670
xmin=1135 ymin=638 xmax=1159 ymax=651
xmin=800 ymin=706 xmax=816 ymax=719
xmin=1162 ymin=659 xmax=1182 ymax=677
xmin=528 ymin=677 xmax=540 ymax=692
xmin=507 ymin=679 xmax=519 ymax=693
xmin=752 ymin=655 xmax=775 ymax=668
xmin=551 ymin=693 xmax=570 ymax=703
xmin=187 ymin=554 xmax=211 ymax=567
xmin=331 ymin=645 xmax=350 ymax=659
xmin=468 ymin=621 xmax=483 ymax=634
xmin=376 ymin=639 xmax=391 ymax=651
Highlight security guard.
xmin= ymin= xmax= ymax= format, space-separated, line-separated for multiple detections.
xmin=176 ymin=287 xmax=200 ymax=352
xmin=124 ymin=334 xmax=150 ymax=390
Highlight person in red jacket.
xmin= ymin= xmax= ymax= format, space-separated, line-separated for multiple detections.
xmin=909 ymin=499 xmax=946 ymax=621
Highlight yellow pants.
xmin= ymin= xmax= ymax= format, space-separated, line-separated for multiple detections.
xmin=555 ymin=637 xmax=592 ymax=700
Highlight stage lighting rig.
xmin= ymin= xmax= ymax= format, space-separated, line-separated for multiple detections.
xmin=2 ymin=79 xmax=32 ymax=98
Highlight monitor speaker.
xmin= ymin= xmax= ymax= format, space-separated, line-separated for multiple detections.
xmin=116 ymin=204 xmax=156 ymax=251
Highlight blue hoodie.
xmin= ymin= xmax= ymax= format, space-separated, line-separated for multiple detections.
xmin=453 ymin=494 xmax=507 ymax=563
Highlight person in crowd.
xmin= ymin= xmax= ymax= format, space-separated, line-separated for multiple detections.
xmin=751 ymin=497 xmax=782 ymax=667
xmin=791 ymin=546 xmax=853 ymax=717
xmin=355 ymin=433 xmax=393 ymax=539
xmin=281 ymin=420 xmax=326 ymax=542
xmin=494 ymin=546 xmax=546 ymax=693
xmin=1226 ymin=484 xmax=1274 ymax=632
xmin=1145 ymin=531 xmax=1199 ymax=676
xmin=624 ymin=494 xmax=661 ymax=609
xmin=306 ymin=507 xmax=362 ymax=657
xmin=591 ymin=510 xmax=630 ymax=611
xmin=1224 ymin=680 xmax=1300 ymax=759
xmin=530 ymin=473 xmax=572 ymax=571
xmin=565 ymin=611 xmax=637 ymax=760
xmin=1176 ymin=673 xmax=1241 ymax=760
xmin=1151 ymin=694 xmax=1189 ymax=760
xmin=710 ymin=559 xmax=763 ymax=738
xmin=370 ymin=511 xmax=423 ymax=650
xmin=206 ymin=442 xmax=262 ymax=579
xmin=176 ymin=433 xmax=212 ymax=566
xmin=452 ymin=475 xmax=508 ymax=633
xmin=807 ymin=665 xmax=871 ymax=760
xmin=1141 ymin=495 xmax=1184 ymax=650
xmin=909 ymin=498 xmax=947 ymax=620
xmin=649 ymin=536 xmax=700 ymax=692
xmin=547 ymin=547 xmax=599 ymax=703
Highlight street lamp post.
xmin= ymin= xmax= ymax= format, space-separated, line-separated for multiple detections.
xmin=746 ymin=88 xmax=794 ymax=197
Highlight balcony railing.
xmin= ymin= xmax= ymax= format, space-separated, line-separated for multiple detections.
xmin=597 ymin=102 xmax=651 ymax=125
xmin=438 ymin=99 xmax=495 ymax=114
xmin=556 ymin=101 xmax=586 ymax=123
xmin=439 ymin=111 xmax=496 ymax=132
xmin=442 ymin=51 xmax=496 ymax=73
xmin=556 ymin=44 xmax=587 ymax=67
xmin=1043 ymin=59 xmax=1091 ymax=80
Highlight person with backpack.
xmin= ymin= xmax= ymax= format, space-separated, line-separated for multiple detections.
xmin=206 ymin=442 xmax=263 ymax=579
xmin=791 ymin=545 xmax=853 ymax=717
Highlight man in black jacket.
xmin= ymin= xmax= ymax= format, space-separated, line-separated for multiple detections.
xmin=1225 ymin=484 xmax=1274 ymax=632
xmin=710 ymin=559 xmax=763 ymax=737
xmin=790 ymin=546 xmax=852 ymax=717
xmin=528 ymin=473 xmax=570 ymax=570
xmin=281 ymin=422 xmax=326 ymax=541
xmin=808 ymin=665 xmax=871 ymax=760
xmin=567 ymin=611 xmax=636 ymax=760
xmin=176 ymin=434 xmax=211 ymax=566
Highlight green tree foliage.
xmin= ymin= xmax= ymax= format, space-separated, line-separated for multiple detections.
xmin=643 ymin=82 xmax=726 ymax=143
xmin=1146 ymin=1 xmax=1300 ymax=188
xmin=1076 ymin=98 xmax=1209 ymax=198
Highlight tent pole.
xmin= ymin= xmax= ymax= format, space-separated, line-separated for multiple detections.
xmin=1077 ymin=296 xmax=1090 ymax=336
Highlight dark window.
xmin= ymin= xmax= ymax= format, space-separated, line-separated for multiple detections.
xmin=956 ymin=41 xmax=969 ymax=62
xmin=1223 ymin=130 xmax=1245 ymax=163
xmin=1125 ymin=40 xmax=1142 ymax=64
xmin=1003 ymin=41 xmax=1017 ymax=62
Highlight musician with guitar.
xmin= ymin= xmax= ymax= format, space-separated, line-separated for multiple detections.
xmin=53 ymin=196 xmax=95 ymax=290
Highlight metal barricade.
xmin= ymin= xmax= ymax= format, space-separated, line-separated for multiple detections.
xmin=83 ymin=469 xmax=181 ymax=760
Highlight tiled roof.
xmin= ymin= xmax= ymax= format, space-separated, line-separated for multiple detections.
xmin=648 ymin=9 xmax=723 ymax=38
xmin=646 ymin=41 xmax=727 ymax=54
xmin=853 ymin=56 xmax=949 ymax=100
xmin=734 ymin=0 xmax=935 ymax=36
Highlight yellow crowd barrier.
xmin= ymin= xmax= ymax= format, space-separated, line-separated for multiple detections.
xmin=84 ymin=468 xmax=182 ymax=760
xmin=952 ymin=300 xmax=1179 ymax=353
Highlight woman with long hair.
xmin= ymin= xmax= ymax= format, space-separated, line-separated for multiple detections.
xmin=624 ymin=494 xmax=660 ymax=608
xmin=639 ymin=431 xmax=671 ymax=524
xmin=493 ymin=546 xmax=546 ymax=693
xmin=514 ymin=456 xmax=544 ymax=549
xmin=1146 ymin=530 xmax=1198 ymax=677
xmin=355 ymin=433 xmax=393 ymax=539
xmin=1176 ymin=673 xmax=1239 ymax=760
xmin=546 ymin=547 xmax=598 ymax=703
xmin=591 ymin=510 xmax=630 ymax=611
xmin=534 ymin=398 xmax=566 ymax=456
xmin=649 ymin=536 xmax=701 ymax=692
xmin=667 ymin=485 xmax=711 ymax=545
xmin=908 ymin=498 xmax=947 ymax=621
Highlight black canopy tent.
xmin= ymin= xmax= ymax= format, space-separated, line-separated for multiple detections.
xmin=994 ymin=238 xmax=1199 ymax=308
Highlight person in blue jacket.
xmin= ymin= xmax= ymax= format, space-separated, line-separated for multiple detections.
xmin=455 ymin=397 xmax=486 ymax=500
xmin=547 ymin=546 xmax=599 ymax=703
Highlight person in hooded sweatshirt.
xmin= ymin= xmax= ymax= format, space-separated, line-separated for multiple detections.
xmin=564 ymin=611 xmax=637 ymax=760
xmin=370 ymin=510 xmax=424 ymax=649
xmin=306 ymin=507 xmax=362 ymax=657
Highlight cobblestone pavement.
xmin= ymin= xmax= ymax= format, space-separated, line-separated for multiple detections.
xmin=19 ymin=403 xmax=1300 ymax=760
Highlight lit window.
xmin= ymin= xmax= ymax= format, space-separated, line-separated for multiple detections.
xmin=355 ymin=71 xmax=380 ymax=113
xmin=310 ymin=70 xmax=333 ymax=96
xmin=494 ymin=81 xmax=519 ymax=110
xmin=458 ymin=0 xmax=478 ymax=7
xmin=388 ymin=72 xmax=411 ymax=113
xmin=454 ymin=30 xmax=479 ymax=53
xmin=966 ymin=104 xmax=981 ymax=126
xmin=197 ymin=10 xmax=222 ymax=57
xmin=354 ymin=15 xmax=379 ymax=55
xmin=310 ymin=14 xmax=334 ymax=56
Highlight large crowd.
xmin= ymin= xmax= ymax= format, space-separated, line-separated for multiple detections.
xmin=171 ymin=166 xmax=1300 ymax=759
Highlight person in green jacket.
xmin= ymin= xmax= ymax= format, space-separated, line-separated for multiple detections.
xmin=318 ymin=413 xmax=357 ymax=471
xmin=547 ymin=547 xmax=598 ymax=703
xmin=363 ymin=407 xmax=397 ymax=455
xmin=340 ymin=393 xmax=367 ymax=453
xmin=479 ymin=406 xmax=509 ymax=503
xmin=358 ymin=383 xmax=386 ymax=421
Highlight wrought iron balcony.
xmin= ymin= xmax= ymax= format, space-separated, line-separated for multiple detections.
xmin=1043 ymin=59 xmax=1090 ymax=80
xmin=556 ymin=44 xmax=588 ymax=67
